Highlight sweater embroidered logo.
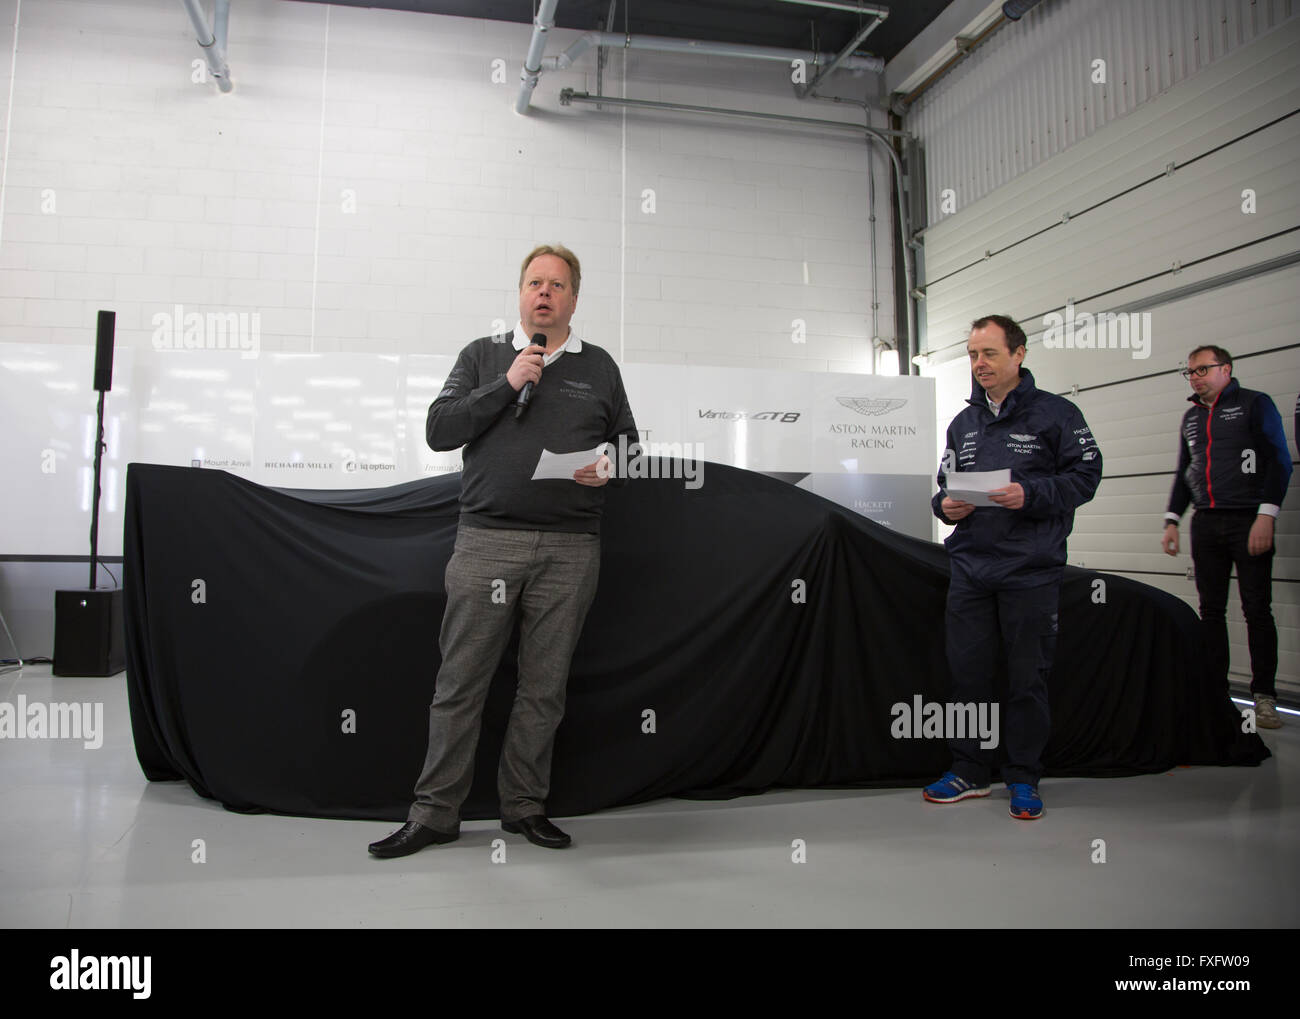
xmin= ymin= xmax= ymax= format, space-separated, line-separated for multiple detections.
xmin=560 ymin=380 xmax=597 ymax=401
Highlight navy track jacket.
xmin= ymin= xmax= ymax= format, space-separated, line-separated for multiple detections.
xmin=1165 ymin=378 xmax=1292 ymax=517
xmin=932 ymin=368 xmax=1103 ymax=588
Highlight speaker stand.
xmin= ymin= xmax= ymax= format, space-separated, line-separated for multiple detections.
xmin=0 ymin=607 xmax=20 ymax=676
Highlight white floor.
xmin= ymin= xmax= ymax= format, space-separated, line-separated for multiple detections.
xmin=1 ymin=665 xmax=1295 ymax=929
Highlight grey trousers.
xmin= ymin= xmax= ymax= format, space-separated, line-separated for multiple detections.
xmin=408 ymin=526 xmax=601 ymax=830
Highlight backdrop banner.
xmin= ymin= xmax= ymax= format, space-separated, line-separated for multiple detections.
xmin=124 ymin=462 xmax=1267 ymax=821
xmin=2 ymin=344 xmax=936 ymax=556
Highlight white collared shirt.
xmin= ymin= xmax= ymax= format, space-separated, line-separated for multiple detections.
xmin=512 ymin=321 xmax=583 ymax=366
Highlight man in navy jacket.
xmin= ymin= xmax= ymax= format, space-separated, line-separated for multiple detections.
xmin=925 ymin=315 xmax=1102 ymax=819
xmin=1161 ymin=346 xmax=1292 ymax=729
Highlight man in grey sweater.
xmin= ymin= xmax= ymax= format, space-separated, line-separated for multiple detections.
xmin=369 ymin=244 xmax=638 ymax=856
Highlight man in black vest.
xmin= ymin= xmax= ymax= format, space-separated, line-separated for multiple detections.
xmin=369 ymin=244 xmax=638 ymax=856
xmin=1161 ymin=345 xmax=1292 ymax=729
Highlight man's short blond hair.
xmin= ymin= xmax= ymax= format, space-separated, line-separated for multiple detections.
xmin=519 ymin=244 xmax=581 ymax=298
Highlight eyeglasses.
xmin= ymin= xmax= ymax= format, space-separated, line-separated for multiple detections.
xmin=1180 ymin=363 xmax=1226 ymax=379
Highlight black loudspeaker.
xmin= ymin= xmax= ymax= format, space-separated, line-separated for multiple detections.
xmin=53 ymin=588 xmax=125 ymax=677
xmin=94 ymin=309 xmax=116 ymax=393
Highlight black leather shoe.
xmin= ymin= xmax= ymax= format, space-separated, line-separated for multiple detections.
xmin=501 ymin=814 xmax=571 ymax=849
xmin=368 ymin=821 xmax=458 ymax=858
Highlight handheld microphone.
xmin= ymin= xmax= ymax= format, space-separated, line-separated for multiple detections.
xmin=515 ymin=332 xmax=547 ymax=419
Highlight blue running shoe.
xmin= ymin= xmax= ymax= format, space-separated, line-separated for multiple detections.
xmin=1007 ymin=783 xmax=1043 ymax=819
xmin=922 ymin=772 xmax=990 ymax=803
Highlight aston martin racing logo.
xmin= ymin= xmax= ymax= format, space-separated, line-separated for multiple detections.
xmin=836 ymin=397 xmax=908 ymax=416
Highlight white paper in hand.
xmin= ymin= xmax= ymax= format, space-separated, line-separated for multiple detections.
xmin=945 ymin=468 xmax=1012 ymax=507
xmin=531 ymin=443 xmax=610 ymax=481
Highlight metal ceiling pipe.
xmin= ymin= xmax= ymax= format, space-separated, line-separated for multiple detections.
xmin=560 ymin=89 xmax=917 ymax=361
xmin=180 ymin=0 xmax=232 ymax=93
xmin=543 ymin=31 xmax=883 ymax=74
xmin=866 ymin=132 xmax=880 ymax=350
xmin=775 ymin=0 xmax=891 ymax=13
xmin=515 ymin=0 xmax=561 ymax=114
xmin=561 ymin=89 xmax=903 ymax=134
xmin=806 ymin=88 xmax=887 ymax=359
xmin=796 ymin=11 xmax=886 ymax=97
xmin=214 ymin=0 xmax=229 ymax=52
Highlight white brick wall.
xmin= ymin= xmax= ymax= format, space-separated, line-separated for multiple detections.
xmin=0 ymin=0 xmax=894 ymax=373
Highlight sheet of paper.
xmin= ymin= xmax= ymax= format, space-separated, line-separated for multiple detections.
xmin=531 ymin=444 xmax=610 ymax=481
xmin=945 ymin=468 xmax=1012 ymax=507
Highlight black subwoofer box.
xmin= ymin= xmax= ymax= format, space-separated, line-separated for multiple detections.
xmin=53 ymin=588 xmax=125 ymax=677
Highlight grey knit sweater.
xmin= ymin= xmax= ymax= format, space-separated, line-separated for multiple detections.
xmin=426 ymin=335 xmax=638 ymax=533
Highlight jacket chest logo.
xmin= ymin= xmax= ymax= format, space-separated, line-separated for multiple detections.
xmin=1006 ymin=433 xmax=1042 ymax=454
